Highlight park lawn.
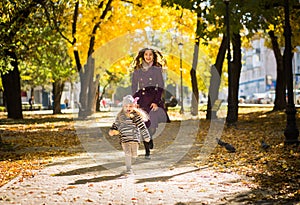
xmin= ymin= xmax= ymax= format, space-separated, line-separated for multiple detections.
xmin=0 ymin=107 xmax=299 ymax=203
xmin=0 ymin=114 xmax=83 ymax=187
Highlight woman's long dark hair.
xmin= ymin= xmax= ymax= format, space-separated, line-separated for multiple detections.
xmin=132 ymin=48 xmax=165 ymax=70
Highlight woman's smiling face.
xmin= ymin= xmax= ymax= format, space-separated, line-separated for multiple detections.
xmin=143 ymin=50 xmax=154 ymax=64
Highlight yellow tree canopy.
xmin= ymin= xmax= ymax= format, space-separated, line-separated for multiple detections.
xmin=60 ymin=0 xmax=222 ymax=93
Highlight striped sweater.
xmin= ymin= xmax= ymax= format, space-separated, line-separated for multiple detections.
xmin=110 ymin=110 xmax=151 ymax=143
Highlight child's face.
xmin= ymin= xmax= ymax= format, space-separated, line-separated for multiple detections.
xmin=144 ymin=50 xmax=154 ymax=64
xmin=123 ymin=103 xmax=135 ymax=114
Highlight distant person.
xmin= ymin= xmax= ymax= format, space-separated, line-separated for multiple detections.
xmin=109 ymin=95 xmax=151 ymax=175
xmin=29 ymin=96 xmax=34 ymax=110
xmin=165 ymin=95 xmax=178 ymax=112
xmin=102 ymin=98 xmax=107 ymax=108
xmin=64 ymin=98 xmax=69 ymax=109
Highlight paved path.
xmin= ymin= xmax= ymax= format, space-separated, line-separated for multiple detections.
xmin=0 ymin=110 xmax=253 ymax=205
xmin=0 ymin=153 xmax=252 ymax=205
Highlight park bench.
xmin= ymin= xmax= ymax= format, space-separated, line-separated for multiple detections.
xmin=22 ymin=102 xmax=42 ymax=110
xmin=200 ymin=99 xmax=223 ymax=113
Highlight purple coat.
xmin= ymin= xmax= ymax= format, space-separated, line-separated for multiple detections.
xmin=131 ymin=66 xmax=168 ymax=128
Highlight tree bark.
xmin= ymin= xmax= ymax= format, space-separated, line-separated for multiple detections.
xmin=268 ymin=30 xmax=286 ymax=110
xmin=190 ymin=13 xmax=201 ymax=116
xmin=1 ymin=51 xmax=23 ymax=119
xmin=52 ymin=80 xmax=64 ymax=114
xmin=206 ymin=36 xmax=227 ymax=119
xmin=88 ymin=73 xmax=100 ymax=113
xmin=96 ymin=84 xmax=100 ymax=112
xmin=190 ymin=42 xmax=199 ymax=116
xmin=78 ymin=57 xmax=98 ymax=117
xmin=98 ymin=83 xmax=110 ymax=112
xmin=79 ymin=65 xmax=90 ymax=117
xmin=226 ymin=33 xmax=242 ymax=125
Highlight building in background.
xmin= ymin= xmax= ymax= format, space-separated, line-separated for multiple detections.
xmin=294 ymin=46 xmax=300 ymax=90
xmin=239 ymin=38 xmax=277 ymax=100
xmin=239 ymin=38 xmax=300 ymax=103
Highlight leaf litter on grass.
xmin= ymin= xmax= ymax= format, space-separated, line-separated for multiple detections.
xmin=191 ymin=108 xmax=300 ymax=203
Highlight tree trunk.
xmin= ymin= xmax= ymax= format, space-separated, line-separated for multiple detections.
xmin=78 ymin=65 xmax=90 ymax=117
xmin=268 ymin=30 xmax=286 ymax=110
xmin=98 ymin=83 xmax=110 ymax=112
xmin=1 ymin=50 xmax=23 ymax=119
xmin=96 ymin=84 xmax=100 ymax=112
xmin=190 ymin=42 xmax=199 ymax=116
xmin=232 ymin=33 xmax=242 ymax=122
xmin=79 ymin=57 xmax=98 ymax=117
xmin=70 ymin=0 xmax=113 ymax=118
xmin=190 ymin=14 xmax=201 ymax=116
xmin=206 ymin=36 xmax=227 ymax=119
xmin=52 ymin=80 xmax=64 ymax=114
xmin=88 ymin=73 xmax=100 ymax=114
xmin=226 ymin=33 xmax=242 ymax=125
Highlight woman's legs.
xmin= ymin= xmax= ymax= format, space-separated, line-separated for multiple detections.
xmin=148 ymin=127 xmax=156 ymax=149
xmin=142 ymin=106 xmax=167 ymax=159
xmin=143 ymin=126 xmax=156 ymax=159
xmin=143 ymin=141 xmax=151 ymax=159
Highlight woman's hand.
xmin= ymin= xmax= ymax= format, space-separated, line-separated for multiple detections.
xmin=150 ymin=103 xmax=158 ymax=111
xmin=109 ymin=129 xmax=120 ymax=136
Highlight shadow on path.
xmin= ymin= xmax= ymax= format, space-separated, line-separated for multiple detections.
xmin=135 ymin=167 xmax=205 ymax=183
xmin=69 ymin=174 xmax=123 ymax=185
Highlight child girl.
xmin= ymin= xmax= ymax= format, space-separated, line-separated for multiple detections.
xmin=109 ymin=95 xmax=151 ymax=174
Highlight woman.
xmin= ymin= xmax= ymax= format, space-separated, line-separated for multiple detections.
xmin=131 ymin=48 xmax=169 ymax=159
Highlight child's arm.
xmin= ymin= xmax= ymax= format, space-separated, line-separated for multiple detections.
xmin=132 ymin=107 xmax=149 ymax=122
xmin=109 ymin=129 xmax=120 ymax=136
xmin=131 ymin=111 xmax=151 ymax=142
xmin=109 ymin=123 xmax=120 ymax=136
